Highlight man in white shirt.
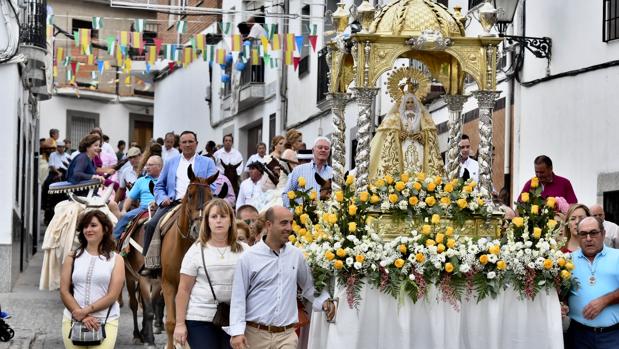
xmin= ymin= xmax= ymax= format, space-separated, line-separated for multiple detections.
xmin=214 ymin=134 xmax=244 ymax=176
xmin=48 ymin=140 xmax=70 ymax=176
xmin=162 ymin=132 xmax=180 ymax=163
xmin=237 ymin=162 xmax=263 ymax=208
xmin=115 ymin=147 xmax=141 ymax=202
xmin=458 ymin=134 xmax=479 ymax=183
xmin=244 ymin=142 xmax=267 ymax=173
xmin=590 ymin=204 xmax=619 ymax=248
xmin=230 ymin=206 xmax=336 ymax=349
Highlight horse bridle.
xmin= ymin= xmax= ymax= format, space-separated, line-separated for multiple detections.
xmin=177 ymin=182 xmax=211 ymax=240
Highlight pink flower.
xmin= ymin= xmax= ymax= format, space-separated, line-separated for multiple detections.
xmin=555 ymin=196 xmax=570 ymax=214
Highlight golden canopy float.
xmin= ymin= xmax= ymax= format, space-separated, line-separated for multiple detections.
xmin=325 ymin=0 xmax=504 ymax=239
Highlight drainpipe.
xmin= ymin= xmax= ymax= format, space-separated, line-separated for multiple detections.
xmin=279 ymin=0 xmax=289 ymax=132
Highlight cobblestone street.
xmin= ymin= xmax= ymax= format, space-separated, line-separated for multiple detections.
xmin=0 ymin=252 xmax=168 ymax=349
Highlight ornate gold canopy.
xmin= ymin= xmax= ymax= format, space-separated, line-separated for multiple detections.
xmin=327 ymin=0 xmax=503 ymax=95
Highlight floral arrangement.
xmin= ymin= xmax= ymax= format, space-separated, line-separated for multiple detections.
xmin=288 ymin=173 xmax=575 ymax=309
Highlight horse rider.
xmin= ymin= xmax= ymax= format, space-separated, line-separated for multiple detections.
xmin=112 ymin=155 xmax=163 ymax=240
xmin=141 ymin=131 xmax=218 ymax=276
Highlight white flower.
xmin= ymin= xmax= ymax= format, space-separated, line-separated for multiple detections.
xmin=459 ymin=264 xmax=471 ymax=273
xmin=409 ymin=274 xmax=415 ymax=281
xmin=354 ymin=262 xmax=363 ymax=270
xmin=346 ymin=257 xmax=354 ymax=266
xmin=379 ymin=260 xmax=387 ymax=267
xmin=398 ymin=200 xmax=408 ymax=210
xmin=380 ymin=202 xmax=390 ymax=211
xmin=488 ymin=254 xmax=498 ymax=263
xmin=487 ymin=271 xmax=496 ymax=279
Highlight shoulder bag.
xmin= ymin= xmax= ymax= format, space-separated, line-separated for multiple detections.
xmin=200 ymin=244 xmax=230 ymax=328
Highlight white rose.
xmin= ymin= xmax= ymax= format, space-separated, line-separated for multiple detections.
xmin=487 ymin=271 xmax=496 ymax=279
xmin=346 ymin=257 xmax=354 ymax=266
xmin=459 ymin=264 xmax=471 ymax=273
xmin=354 ymin=262 xmax=363 ymax=270
xmin=409 ymin=274 xmax=416 ymax=281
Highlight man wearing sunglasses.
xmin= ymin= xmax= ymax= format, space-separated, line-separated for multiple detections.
xmin=566 ymin=216 xmax=619 ymax=348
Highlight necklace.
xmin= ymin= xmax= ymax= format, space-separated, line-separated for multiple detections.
xmin=214 ymin=246 xmax=227 ymax=260
xmin=585 ymin=257 xmax=599 ymax=286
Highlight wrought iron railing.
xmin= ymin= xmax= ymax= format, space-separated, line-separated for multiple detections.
xmin=20 ymin=0 xmax=47 ymax=49
xmin=240 ymin=61 xmax=265 ymax=86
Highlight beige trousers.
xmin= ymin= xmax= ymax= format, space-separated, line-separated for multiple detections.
xmin=245 ymin=325 xmax=298 ymax=349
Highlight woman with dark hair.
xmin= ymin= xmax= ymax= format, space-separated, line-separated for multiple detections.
xmin=66 ymin=134 xmax=106 ymax=184
xmin=174 ymin=199 xmax=248 ymax=349
xmin=59 ymin=210 xmax=125 ymax=349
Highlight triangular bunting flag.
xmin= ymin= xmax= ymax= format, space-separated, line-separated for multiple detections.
xmin=271 ymin=34 xmax=280 ymax=50
xmin=232 ymin=34 xmax=241 ymax=52
xmin=284 ymin=50 xmax=293 ymax=65
xmin=176 ymin=20 xmax=187 ymax=34
xmin=206 ymin=45 xmax=215 ymax=62
xmin=147 ymin=46 xmax=157 ymax=64
xmin=251 ymin=48 xmax=259 ymax=65
xmin=73 ymin=31 xmax=80 ymax=47
xmin=92 ymin=17 xmax=103 ymax=30
xmin=286 ymin=33 xmax=294 ymax=51
xmin=183 ymin=47 xmax=193 ymax=66
xmin=56 ymin=47 xmax=64 ymax=66
xmin=119 ymin=31 xmax=129 ymax=48
xmin=134 ymin=19 xmax=145 ymax=33
xmin=216 ymin=48 xmax=225 ymax=64
xmin=295 ymin=35 xmax=304 ymax=55
xmin=220 ymin=22 xmax=231 ymax=35
xmin=293 ymin=56 xmax=300 ymax=71
xmin=168 ymin=62 xmax=176 ymax=72
xmin=308 ymin=35 xmax=318 ymax=52
xmin=87 ymin=54 xmax=94 ymax=65
xmin=154 ymin=38 xmax=163 ymax=55
xmin=106 ymin=36 xmax=116 ymax=55
xmin=97 ymin=60 xmax=104 ymax=74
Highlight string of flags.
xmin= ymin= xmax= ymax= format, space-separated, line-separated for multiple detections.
xmin=47 ymin=14 xmax=322 ymax=85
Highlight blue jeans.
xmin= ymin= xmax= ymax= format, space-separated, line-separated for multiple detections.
xmin=112 ymin=207 xmax=146 ymax=239
xmin=186 ymin=320 xmax=231 ymax=349
xmin=566 ymin=321 xmax=619 ymax=349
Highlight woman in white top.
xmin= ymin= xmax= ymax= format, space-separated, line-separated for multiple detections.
xmin=174 ymin=198 xmax=248 ymax=349
xmin=59 ymin=210 xmax=125 ymax=349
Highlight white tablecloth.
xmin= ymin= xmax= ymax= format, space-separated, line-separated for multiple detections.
xmin=308 ymin=284 xmax=563 ymax=349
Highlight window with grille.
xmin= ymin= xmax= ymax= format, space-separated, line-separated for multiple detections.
xmin=298 ymin=5 xmax=311 ymax=78
xmin=66 ymin=110 xmax=99 ymax=148
xmin=604 ymin=0 xmax=619 ymax=42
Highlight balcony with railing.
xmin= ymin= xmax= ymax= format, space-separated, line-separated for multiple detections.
xmin=237 ymin=57 xmax=266 ymax=112
xmin=19 ymin=0 xmax=51 ymax=99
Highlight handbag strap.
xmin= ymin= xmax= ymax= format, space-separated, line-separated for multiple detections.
xmin=200 ymin=243 xmax=218 ymax=302
xmin=69 ymin=251 xmax=114 ymax=325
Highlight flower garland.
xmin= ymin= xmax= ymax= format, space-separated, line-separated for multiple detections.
xmin=287 ymin=173 xmax=575 ymax=309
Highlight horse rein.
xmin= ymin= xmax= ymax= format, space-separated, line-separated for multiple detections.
xmin=176 ymin=182 xmax=211 ymax=240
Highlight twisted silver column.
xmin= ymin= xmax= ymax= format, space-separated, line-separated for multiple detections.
xmin=444 ymin=94 xmax=469 ymax=180
xmin=473 ymin=90 xmax=500 ymax=197
xmin=351 ymin=87 xmax=379 ymax=193
xmin=328 ymin=92 xmax=351 ymax=188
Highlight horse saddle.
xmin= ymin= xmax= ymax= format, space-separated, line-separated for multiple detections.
xmin=48 ymin=179 xmax=101 ymax=194
xmin=157 ymin=205 xmax=183 ymax=238
xmin=118 ymin=210 xmax=151 ymax=252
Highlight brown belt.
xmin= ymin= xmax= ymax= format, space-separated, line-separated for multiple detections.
xmin=247 ymin=321 xmax=297 ymax=333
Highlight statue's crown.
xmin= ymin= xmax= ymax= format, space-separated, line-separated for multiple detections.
xmin=399 ymin=78 xmax=419 ymax=94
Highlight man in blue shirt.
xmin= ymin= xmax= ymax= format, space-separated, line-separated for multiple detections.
xmin=281 ymin=137 xmax=333 ymax=207
xmin=567 ymin=216 xmax=619 ymax=348
xmin=112 ymin=155 xmax=162 ymax=239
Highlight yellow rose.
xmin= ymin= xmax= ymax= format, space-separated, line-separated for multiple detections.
xmin=521 ymin=192 xmax=530 ymax=202
xmin=328 ymin=213 xmax=338 ymax=225
xmin=463 ymin=185 xmax=473 ymax=193
xmin=427 ymin=182 xmax=436 ymax=192
xmin=546 ymin=197 xmax=556 ymax=208
xmin=422 ymin=224 xmax=432 ymax=235
xmin=530 ymin=177 xmax=539 ymax=189
xmin=370 ymin=194 xmax=381 ymax=204
xmin=355 ymin=255 xmax=365 ymax=263
xmin=440 ymin=197 xmax=451 ymax=205
xmin=543 ymin=259 xmax=553 ymax=270
xmin=479 ymin=254 xmax=489 ymax=265
xmin=394 ymin=258 xmax=405 ymax=268
xmin=434 ymin=176 xmax=442 ymax=185
xmin=446 ymin=239 xmax=456 ymax=249
xmin=445 ymin=226 xmax=454 ymax=236
xmin=444 ymin=183 xmax=454 ymax=193
xmin=289 ymin=235 xmax=297 ymax=243
xmin=336 ymin=248 xmax=346 ymax=258
xmin=413 ymin=182 xmax=422 ymax=191
xmin=287 ymin=191 xmax=296 ymax=200
xmin=409 ymin=196 xmax=419 ymax=206
xmin=560 ymin=270 xmax=571 ymax=280
xmin=348 ymin=204 xmax=358 ymax=216
xmin=457 ymin=198 xmax=468 ymax=209
xmin=334 ymin=260 xmax=344 ymax=269
xmin=294 ymin=205 xmax=303 ymax=216
xmin=444 ymin=262 xmax=454 ymax=273
xmin=437 ymin=244 xmax=445 ymax=253
xmin=400 ymin=173 xmax=410 ymax=183
xmin=348 ymin=222 xmax=357 ymax=232
xmin=512 ymin=217 xmax=524 ymax=227
xmin=399 ymin=244 xmax=407 ymax=254
xmin=384 ymin=175 xmax=394 ymax=185
xmin=425 ymin=196 xmax=436 ymax=207
xmin=565 ymin=262 xmax=575 ymax=271
xmin=321 ymin=213 xmax=330 ymax=223
xmin=300 ymin=213 xmax=310 ymax=225
xmin=416 ymin=172 xmax=426 ymax=181
xmin=431 ymin=214 xmax=441 ymax=224
xmin=415 ymin=253 xmax=425 ymax=263
xmin=489 ymin=245 xmax=500 ymax=255
xmin=533 ymin=227 xmax=542 ymax=239
xmin=531 ymin=205 xmax=539 ymax=215
xmin=435 ymin=233 xmax=445 ymax=244
xmin=425 ymin=239 xmax=436 ymax=247
xmin=395 ymin=181 xmax=406 ymax=192
xmin=359 ymin=191 xmax=369 ymax=203
xmin=547 ymin=219 xmax=558 ymax=230
xmin=335 ymin=191 xmax=344 ymax=202
xmin=469 ymin=181 xmax=477 ymax=188
xmin=298 ymin=228 xmax=307 ymax=236
xmin=346 ymin=174 xmax=354 ymax=186
xmin=304 ymin=234 xmax=313 ymax=243
xmin=557 ymin=257 xmax=566 ymax=267
xmin=325 ymin=250 xmax=335 ymax=260
xmin=375 ymin=179 xmax=385 ymax=187
xmin=477 ymin=198 xmax=485 ymax=206
xmin=309 ymin=191 xmax=317 ymax=200
xmin=298 ymin=176 xmax=306 ymax=188
xmin=497 ymin=260 xmax=507 ymax=270
xmin=389 ymin=194 xmax=399 ymax=204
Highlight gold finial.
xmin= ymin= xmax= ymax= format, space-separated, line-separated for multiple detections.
xmin=332 ymin=3 xmax=349 ymax=34
xmin=452 ymin=5 xmax=466 ymax=26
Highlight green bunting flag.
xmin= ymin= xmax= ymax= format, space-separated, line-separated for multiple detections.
xmin=176 ymin=20 xmax=187 ymax=34
xmin=92 ymin=17 xmax=103 ymax=30
xmin=134 ymin=19 xmax=144 ymax=33
xmin=47 ymin=14 xmax=54 ymax=25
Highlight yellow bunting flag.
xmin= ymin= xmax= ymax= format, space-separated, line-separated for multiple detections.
xmin=147 ymin=46 xmax=157 ymax=65
xmin=284 ymin=50 xmax=293 ymax=65
xmin=183 ymin=47 xmax=193 ymax=66
xmin=232 ymin=34 xmax=241 ymax=52
xmin=195 ymin=34 xmax=205 ymax=52
xmin=251 ymin=48 xmax=259 ymax=65
xmin=80 ymin=28 xmax=90 ymax=51
xmin=260 ymin=35 xmax=269 ymax=52
xmin=131 ymin=31 xmax=142 ymax=49
xmin=286 ymin=33 xmax=294 ymax=51
xmin=119 ymin=31 xmax=129 ymax=47
xmin=56 ymin=47 xmax=64 ymax=65
xmin=104 ymin=61 xmax=111 ymax=70
xmin=53 ymin=66 xmax=58 ymax=78
xmin=124 ymin=58 xmax=132 ymax=73
xmin=216 ymin=48 xmax=226 ymax=64
xmin=271 ymin=34 xmax=281 ymax=50
xmin=87 ymin=54 xmax=94 ymax=65
xmin=115 ymin=46 xmax=123 ymax=65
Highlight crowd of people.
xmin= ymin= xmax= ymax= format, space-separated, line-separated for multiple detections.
xmin=40 ymin=127 xmax=618 ymax=349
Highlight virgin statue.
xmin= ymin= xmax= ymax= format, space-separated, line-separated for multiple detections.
xmin=369 ymin=91 xmax=444 ymax=180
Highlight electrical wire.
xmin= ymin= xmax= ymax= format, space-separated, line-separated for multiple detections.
xmin=0 ymin=0 xmax=21 ymax=63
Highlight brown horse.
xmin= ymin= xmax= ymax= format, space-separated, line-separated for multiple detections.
xmin=221 ymin=161 xmax=242 ymax=200
xmin=160 ymin=166 xmax=222 ymax=349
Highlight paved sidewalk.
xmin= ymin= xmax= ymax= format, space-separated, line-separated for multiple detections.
xmin=0 ymin=252 xmax=168 ymax=348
